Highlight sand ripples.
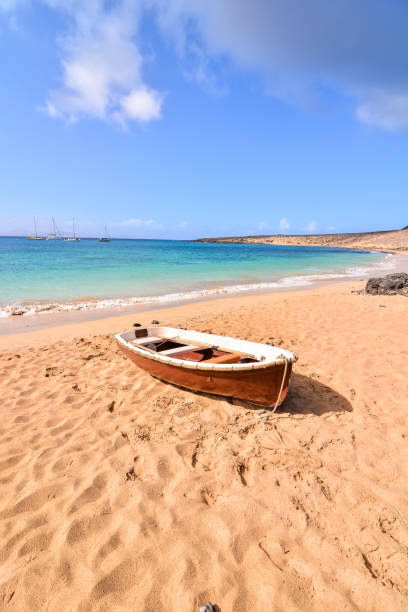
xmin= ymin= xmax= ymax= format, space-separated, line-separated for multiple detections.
xmin=0 ymin=286 xmax=407 ymax=610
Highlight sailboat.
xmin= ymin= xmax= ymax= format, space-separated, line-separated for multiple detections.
xmin=46 ymin=217 xmax=63 ymax=239
xmin=99 ymin=226 xmax=110 ymax=242
xmin=26 ymin=216 xmax=45 ymax=240
xmin=64 ymin=218 xmax=80 ymax=241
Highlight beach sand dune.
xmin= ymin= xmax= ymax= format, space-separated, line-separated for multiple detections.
xmin=0 ymin=283 xmax=407 ymax=611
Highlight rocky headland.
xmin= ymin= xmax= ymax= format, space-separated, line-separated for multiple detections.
xmin=196 ymin=227 xmax=408 ymax=254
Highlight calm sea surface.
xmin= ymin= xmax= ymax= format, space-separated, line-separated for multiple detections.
xmin=0 ymin=237 xmax=390 ymax=315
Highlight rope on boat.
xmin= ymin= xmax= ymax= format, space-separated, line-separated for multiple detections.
xmin=271 ymin=355 xmax=288 ymax=413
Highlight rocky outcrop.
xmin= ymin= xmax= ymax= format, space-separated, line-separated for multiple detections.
xmin=365 ymin=273 xmax=408 ymax=296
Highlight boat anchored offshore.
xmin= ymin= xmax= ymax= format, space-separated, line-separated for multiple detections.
xmin=64 ymin=218 xmax=80 ymax=241
xmin=115 ymin=326 xmax=297 ymax=408
xmin=99 ymin=226 xmax=110 ymax=242
xmin=46 ymin=217 xmax=63 ymax=239
xmin=26 ymin=216 xmax=44 ymax=240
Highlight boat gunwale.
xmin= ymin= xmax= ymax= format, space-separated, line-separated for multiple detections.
xmin=115 ymin=327 xmax=297 ymax=372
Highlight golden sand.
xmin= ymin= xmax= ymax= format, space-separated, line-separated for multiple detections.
xmin=0 ymin=281 xmax=407 ymax=611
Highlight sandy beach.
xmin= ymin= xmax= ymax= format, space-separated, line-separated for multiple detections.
xmin=2 ymin=1 xmax=407 ymax=609
xmin=0 ymin=280 xmax=407 ymax=611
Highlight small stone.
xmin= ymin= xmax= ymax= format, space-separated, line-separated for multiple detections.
xmin=151 ymin=320 xmax=160 ymax=324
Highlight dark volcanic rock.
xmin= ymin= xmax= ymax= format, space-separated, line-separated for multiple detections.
xmin=365 ymin=273 xmax=408 ymax=296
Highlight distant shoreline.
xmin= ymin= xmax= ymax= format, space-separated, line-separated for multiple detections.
xmin=196 ymin=227 xmax=408 ymax=254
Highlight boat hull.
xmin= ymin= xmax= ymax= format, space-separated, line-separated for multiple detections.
xmin=117 ymin=342 xmax=293 ymax=407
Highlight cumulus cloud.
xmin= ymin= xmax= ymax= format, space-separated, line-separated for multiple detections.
xmin=150 ymin=0 xmax=408 ymax=131
xmin=44 ymin=0 xmax=164 ymax=124
xmin=303 ymin=221 xmax=317 ymax=233
xmin=356 ymin=92 xmax=408 ymax=131
xmin=3 ymin=0 xmax=408 ymax=130
xmin=258 ymin=220 xmax=268 ymax=230
xmin=8 ymin=0 xmax=163 ymax=124
xmin=279 ymin=218 xmax=290 ymax=230
xmin=179 ymin=220 xmax=188 ymax=228
xmin=119 ymin=88 xmax=163 ymax=122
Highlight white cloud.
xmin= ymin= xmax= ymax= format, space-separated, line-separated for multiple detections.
xmin=4 ymin=0 xmax=408 ymax=131
xmin=179 ymin=220 xmax=188 ymax=228
xmin=303 ymin=221 xmax=317 ymax=233
xmin=120 ymin=88 xmax=163 ymax=122
xmin=279 ymin=218 xmax=290 ymax=230
xmin=258 ymin=220 xmax=268 ymax=230
xmin=327 ymin=226 xmax=336 ymax=232
xmin=38 ymin=0 xmax=163 ymax=124
xmin=356 ymin=92 xmax=408 ymax=131
xmin=150 ymin=0 xmax=408 ymax=131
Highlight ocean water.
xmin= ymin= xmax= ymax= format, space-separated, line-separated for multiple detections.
xmin=0 ymin=237 xmax=393 ymax=316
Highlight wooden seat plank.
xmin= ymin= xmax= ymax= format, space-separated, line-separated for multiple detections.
xmin=206 ymin=353 xmax=242 ymax=365
xmin=160 ymin=344 xmax=200 ymax=356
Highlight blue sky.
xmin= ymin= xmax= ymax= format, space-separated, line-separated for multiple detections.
xmin=0 ymin=0 xmax=407 ymax=239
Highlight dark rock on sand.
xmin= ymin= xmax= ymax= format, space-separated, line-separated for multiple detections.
xmin=365 ymin=273 xmax=408 ymax=296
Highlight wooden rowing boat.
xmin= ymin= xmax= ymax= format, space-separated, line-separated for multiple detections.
xmin=115 ymin=326 xmax=297 ymax=408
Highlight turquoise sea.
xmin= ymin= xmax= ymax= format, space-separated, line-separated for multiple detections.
xmin=0 ymin=237 xmax=392 ymax=316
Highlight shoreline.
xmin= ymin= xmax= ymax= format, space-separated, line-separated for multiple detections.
xmin=0 ymin=244 xmax=394 ymax=320
xmin=1 ymin=251 xmax=407 ymax=339
xmin=0 ymin=276 xmax=398 ymax=350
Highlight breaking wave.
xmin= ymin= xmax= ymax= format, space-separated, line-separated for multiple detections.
xmin=0 ymin=253 xmax=396 ymax=319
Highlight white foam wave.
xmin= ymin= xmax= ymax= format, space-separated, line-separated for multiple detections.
xmin=0 ymin=253 xmax=397 ymax=319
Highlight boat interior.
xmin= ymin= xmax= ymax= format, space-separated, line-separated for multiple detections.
xmin=128 ymin=328 xmax=260 ymax=365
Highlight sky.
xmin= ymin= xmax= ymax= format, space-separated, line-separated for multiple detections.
xmin=0 ymin=0 xmax=407 ymax=239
